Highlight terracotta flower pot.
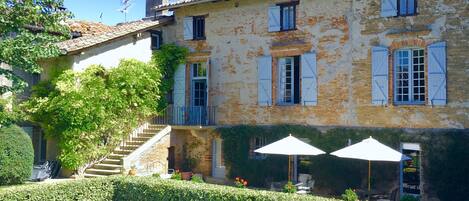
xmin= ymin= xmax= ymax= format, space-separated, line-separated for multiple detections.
xmin=181 ymin=172 xmax=192 ymax=180
xmin=128 ymin=168 xmax=137 ymax=176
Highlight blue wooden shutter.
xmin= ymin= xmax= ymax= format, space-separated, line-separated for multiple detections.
xmin=173 ymin=64 xmax=186 ymax=124
xmin=381 ymin=0 xmax=398 ymax=17
xmin=183 ymin=17 xmax=193 ymax=40
xmin=258 ymin=56 xmax=272 ymax=106
xmin=428 ymin=42 xmax=447 ymax=106
xmin=268 ymin=5 xmax=281 ymax=32
xmin=371 ymin=46 xmax=389 ymax=105
xmin=301 ymin=52 xmax=318 ymax=106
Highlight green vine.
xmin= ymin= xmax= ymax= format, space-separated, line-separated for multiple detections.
xmin=150 ymin=44 xmax=189 ymax=112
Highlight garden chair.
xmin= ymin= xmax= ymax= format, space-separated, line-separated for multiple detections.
xmin=296 ymin=174 xmax=315 ymax=194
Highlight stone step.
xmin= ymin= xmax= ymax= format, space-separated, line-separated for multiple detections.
xmin=83 ymin=173 xmax=107 ymax=178
xmin=124 ymin=141 xmax=146 ymax=146
xmin=148 ymin=124 xmax=167 ymax=129
xmin=101 ymin=158 xmax=122 ymax=165
xmin=131 ymin=136 xmax=152 ymax=141
xmin=85 ymin=168 xmax=121 ymax=175
xmin=143 ymin=128 xmax=162 ymax=133
xmin=94 ymin=163 xmax=123 ymax=170
xmin=138 ymin=133 xmax=156 ymax=138
xmin=114 ymin=149 xmax=132 ymax=155
xmin=120 ymin=145 xmax=140 ymax=150
xmin=108 ymin=153 xmax=127 ymax=159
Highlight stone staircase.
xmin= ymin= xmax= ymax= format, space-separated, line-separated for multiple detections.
xmin=83 ymin=124 xmax=166 ymax=178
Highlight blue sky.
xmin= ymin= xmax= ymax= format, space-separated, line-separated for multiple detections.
xmin=64 ymin=0 xmax=146 ymax=25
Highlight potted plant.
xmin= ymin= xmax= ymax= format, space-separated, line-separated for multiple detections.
xmin=181 ymin=157 xmax=197 ymax=180
xmin=128 ymin=165 xmax=137 ymax=176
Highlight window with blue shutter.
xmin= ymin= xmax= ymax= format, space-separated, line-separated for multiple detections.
xmin=381 ymin=0 xmax=417 ymax=17
xmin=258 ymin=56 xmax=272 ymax=106
xmin=371 ymin=46 xmax=389 ymax=105
xmin=173 ymin=64 xmax=186 ymax=124
xmin=183 ymin=17 xmax=193 ymax=40
xmin=268 ymin=5 xmax=281 ymax=32
xmin=301 ymin=52 xmax=318 ymax=106
xmin=427 ymin=42 xmax=447 ymax=106
xmin=381 ymin=0 xmax=398 ymax=17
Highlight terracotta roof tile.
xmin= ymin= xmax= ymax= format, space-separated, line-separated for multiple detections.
xmin=58 ymin=17 xmax=173 ymax=54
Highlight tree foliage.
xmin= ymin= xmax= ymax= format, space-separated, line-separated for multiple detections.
xmin=0 ymin=125 xmax=34 ymax=185
xmin=23 ymin=59 xmax=163 ymax=169
xmin=23 ymin=45 xmax=187 ymax=170
xmin=0 ymin=0 xmax=71 ymax=93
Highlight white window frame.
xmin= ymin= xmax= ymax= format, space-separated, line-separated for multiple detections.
xmin=191 ymin=63 xmax=207 ymax=107
xmin=249 ymin=136 xmax=267 ymax=160
xmin=393 ymin=48 xmax=425 ymax=105
xmin=278 ymin=57 xmax=295 ymax=105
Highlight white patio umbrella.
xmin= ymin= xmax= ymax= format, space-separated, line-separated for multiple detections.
xmin=330 ymin=136 xmax=409 ymax=191
xmin=255 ymin=134 xmax=325 ymax=181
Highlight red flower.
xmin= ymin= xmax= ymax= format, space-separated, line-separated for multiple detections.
xmin=243 ymin=181 xmax=248 ymax=186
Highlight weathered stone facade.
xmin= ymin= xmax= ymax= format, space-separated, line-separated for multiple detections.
xmin=163 ymin=0 xmax=468 ymax=129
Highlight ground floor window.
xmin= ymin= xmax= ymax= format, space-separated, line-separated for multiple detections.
xmin=400 ymin=143 xmax=422 ymax=197
xmin=249 ymin=136 xmax=267 ymax=160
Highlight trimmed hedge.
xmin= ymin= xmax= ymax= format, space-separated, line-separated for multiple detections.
xmin=0 ymin=125 xmax=34 ymax=185
xmin=0 ymin=177 xmax=339 ymax=201
xmin=0 ymin=178 xmax=114 ymax=201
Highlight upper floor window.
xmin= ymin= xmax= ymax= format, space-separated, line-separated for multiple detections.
xmin=183 ymin=16 xmax=206 ymax=41
xmin=278 ymin=56 xmax=300 ymax=105
xmin=150 ymin=31 xmax=162 ymax=50
xmin=381 ymin=0 xmax=416 ymax=17
xmin=193 ymin=16 xmax=205 ymax=40
xmin=394 ymin=48 xmax=425 ymax=104
xmin=398 ymin=0 xmax=416 ymax=16
xmin=268 ymin=1 xmax=298 ymax=32
xmin=280 ymin=3 xmax=296 ymax=31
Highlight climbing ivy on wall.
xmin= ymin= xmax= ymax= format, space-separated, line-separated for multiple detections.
xmin=150 ymin=44 xmax=188 ymax=112
xmin=22 ymin=44 xmax=188 ymax=171
xmin=219 ymin=125 xmax=469 ymax=200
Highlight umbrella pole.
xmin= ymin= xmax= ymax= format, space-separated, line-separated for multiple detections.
xmin=288 ymin=155 xmax=291 ymax=181
xmin=368 ymin=160 xmax=371 ymax=192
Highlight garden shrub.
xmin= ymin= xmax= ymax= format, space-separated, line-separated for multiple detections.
xmin=22 ymin=44 xmax=187 ymax=170
xmin=0 ymin=125 xmax=34 ymax=185
xmin=0 ymin=177 xmax=339 ymax=201
xmin=341 ymin=189 xmax=358 ymax=201
xmin=0 ymin=177 xmax=114 ymax=200
xmin=219 ymin=125 xmax=469 ymax=200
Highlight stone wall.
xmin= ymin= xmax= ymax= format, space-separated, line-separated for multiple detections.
xmin=163 ymin=0 xmax=468 ymax=129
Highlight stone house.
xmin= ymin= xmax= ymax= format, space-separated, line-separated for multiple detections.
xmin=141 ymin=0 xmax=467 ymax=199
xmin=21 ymin=0 xmax=468 ymax=200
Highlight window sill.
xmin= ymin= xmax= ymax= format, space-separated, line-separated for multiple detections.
xmin=279 ymin=28 xmax=297 ymax=32
xmin=393 ymin=102 xmax=426 ymax=106
xmin=276 ymin=103 xmax=301 ymax=107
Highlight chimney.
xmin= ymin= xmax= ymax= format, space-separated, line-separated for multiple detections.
xmin=145 ymin=0 xmax=163 ymax=18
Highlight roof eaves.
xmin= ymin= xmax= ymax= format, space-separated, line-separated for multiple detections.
xmin=154 ymin=0 xmax=219 ymax=11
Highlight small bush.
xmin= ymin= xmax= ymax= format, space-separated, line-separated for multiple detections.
xmin=283 ymin=181 xmax=297 ymax=194
xmin=170 ymin=170 xmax=182 ymax=180
xmin=400 ymin=195 xmax=419 ymax=201
xmin=0 ymin=177 xmax=339 ymax=201
xmin=341 ymin=189 xmax=358 ymax=201
xmin=0 ymin=125 xmax=34 ymax=185
xmin=191 ymin=175 xmax=204 ymax=183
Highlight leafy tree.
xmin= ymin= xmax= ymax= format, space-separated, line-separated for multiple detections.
xmin=0 ymin=0 xmax=71 ymax=93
